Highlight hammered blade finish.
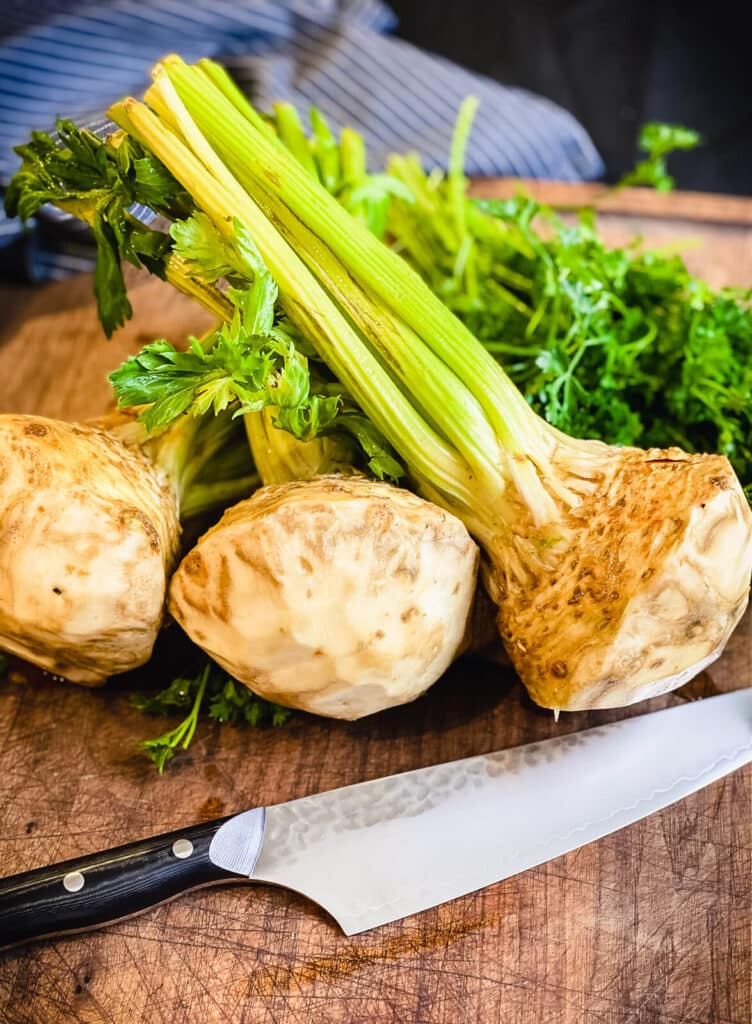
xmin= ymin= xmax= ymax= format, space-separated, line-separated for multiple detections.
xmin=248 ymin=690 xmax=752 ymax=934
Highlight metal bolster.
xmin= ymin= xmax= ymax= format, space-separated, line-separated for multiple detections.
xmin=208 ymin=807 xmax=266 ymax=877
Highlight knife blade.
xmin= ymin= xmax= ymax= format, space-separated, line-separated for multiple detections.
xmin=1 ymin=689 xmax=750 ymax=948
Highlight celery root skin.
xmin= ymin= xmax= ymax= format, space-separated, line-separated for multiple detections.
xmin=0 ymin=414 xmax=180 ymax=684
xmin=492 ymin=446 xmax=752 ymax=710
xmin=169 ymin=475 xmax=479 ymax=719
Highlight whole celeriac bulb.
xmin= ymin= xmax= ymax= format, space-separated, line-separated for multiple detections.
xmin=0 ymin=414 xmax=180 ymax=683
xmin=169 ymin=475 xmax=479 ymax=718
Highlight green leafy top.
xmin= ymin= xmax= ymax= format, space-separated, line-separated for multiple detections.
xmin=381 ymin=112 xmax=752 ymax=500
xmin=479 ymin=200 xmax=752 ymax=482
xmin=5 ymin=119 xmax=188 ymax=335
xmin=110 ymin=269 xmax=339 ymax=436
xmin=615 ymin=122 xmax=702 ymax=192
xmin=6 ymin=108 xmax=408 ymax=483
xmin=110 ymin=212 xmax=405 ymax=479
xmin=5 ymin=119 xmax=183 ymax=221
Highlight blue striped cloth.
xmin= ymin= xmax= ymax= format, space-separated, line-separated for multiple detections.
xmin=0 ymin=0 xmax=603 ymax=282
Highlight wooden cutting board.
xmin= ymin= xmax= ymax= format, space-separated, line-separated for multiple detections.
xmin=0 ymin=185 xmax=750 ymax=1024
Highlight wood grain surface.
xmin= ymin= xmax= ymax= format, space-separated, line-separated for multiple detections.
xmin=0 ymin=187 xmax=751 ymax=1024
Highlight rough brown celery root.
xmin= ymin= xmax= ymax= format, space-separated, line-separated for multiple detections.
xmin=113 ymin=60 xmax=752 ymax=711
xmin=0 ymin=414 xmax=180 ymax=684
xmin=487 ymin=442 xmax=752 ymax=709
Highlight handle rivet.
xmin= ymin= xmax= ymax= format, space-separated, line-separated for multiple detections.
xmin=63 ymin=871 xmax=85 ymax=893
xmin=172 ymin=839 xmax=194 ymax=859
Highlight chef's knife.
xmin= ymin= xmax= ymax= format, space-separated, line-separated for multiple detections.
xmin=2 ymin=689 xmax=751 ymax=949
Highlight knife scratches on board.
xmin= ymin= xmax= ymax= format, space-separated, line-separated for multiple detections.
xmin=244 ymin=908 xmax=500 ymax=995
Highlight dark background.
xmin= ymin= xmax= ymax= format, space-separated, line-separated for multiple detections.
xmin=391 ymin=0 xmax=750 ymax=194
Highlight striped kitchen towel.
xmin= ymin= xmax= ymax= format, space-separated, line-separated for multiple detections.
xmin=0 ymin=0 xmax=603 ymax=282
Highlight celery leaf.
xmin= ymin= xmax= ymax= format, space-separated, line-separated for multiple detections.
xmin=5 ymin=119 xmax=188 ymax=335
xmin=110 ymin=283 xmax=339 ymax=436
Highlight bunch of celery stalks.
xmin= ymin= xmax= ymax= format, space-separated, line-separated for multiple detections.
xmin=2 ymin=56 xmax=751 ymax=745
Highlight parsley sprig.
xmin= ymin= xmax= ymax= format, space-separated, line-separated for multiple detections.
xmin=615 ymin=122 xmax=702 ymax=192
xmin=132 ymin=657 xmax=291 ymax=772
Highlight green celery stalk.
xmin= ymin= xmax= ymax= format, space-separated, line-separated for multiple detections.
xmin=309 ymin=108 xmax=341 ymax=194
xmin=110 ymin=92 xmax=480 ymax=517
xmin=239 ymin=168 xmax=506 ymax=498
xmin=339 ymin=127 xmax=367 ymax=186
xmin=162 ymin=55 xmax=543 ymax=457
xmin=272 ymin=103 xmax=319 ymax=180
xmin=196 ymin=57 xmax=276 ymax=141
xmin=142 ymin=73 xmax=507 ymax=503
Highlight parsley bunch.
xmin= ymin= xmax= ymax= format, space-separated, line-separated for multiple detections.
xmin=470 ymin=201 xmax=752 ymax=497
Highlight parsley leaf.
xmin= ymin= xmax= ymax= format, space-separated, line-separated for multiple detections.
xmin=383 ymin=108 xmax=752 ymax=498
xmin=132 ymin=656 xmax=290 ymax=773
xmin=616 ymin=122 xmax=702 ymax=192
xmin=207 ymin=676 xmax=291 ymax=728
xmin=132 ymin=662 xmax=210 ymax=773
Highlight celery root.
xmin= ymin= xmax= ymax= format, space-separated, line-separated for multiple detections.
xmin=0 ymin=411 xmax=255 ymax=684
xmin=488 ymin=442 xmax=752 ymax=709
xmin=0 ymin=414 xmax=179 ymax=683
xmin=169 ymin=475 xmax=479 ymax=719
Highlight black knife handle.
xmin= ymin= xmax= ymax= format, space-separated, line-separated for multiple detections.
xmin=0 ymin=817 xmax=241 ymax=949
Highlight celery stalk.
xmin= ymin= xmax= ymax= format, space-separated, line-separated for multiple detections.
xmin=340 ymin=128 xmax=367 ymax=186
xmin=243 ymin=171 xmax=506 ymax=498
xmin=164 ymin=56 xmax=543 ymax=456
xmin=109 ymin=95 xmax=480 ymax=516
xmin=309 ymin=108 xmax=340 ymax=193
xmin=272 ymin=103 xmax=318 ymax=180
xmin=196 ymin=57 xmax=275 ymax=141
